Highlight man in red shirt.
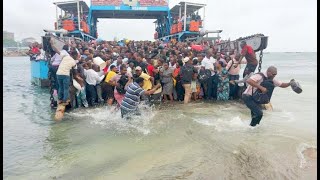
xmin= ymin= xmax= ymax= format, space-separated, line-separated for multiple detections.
xmin=146 ymin=58 xmax=158 ymax=77
xmin=239 ymin=41 xmax=258 ymax=78
xmin=31 ymin=42 xmax=40 ymax=55
xmin=27 ymin=42 xmax=40 ymax=60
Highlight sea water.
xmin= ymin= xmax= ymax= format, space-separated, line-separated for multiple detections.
xmin=3 ymin=52 xmax=317 ymax=179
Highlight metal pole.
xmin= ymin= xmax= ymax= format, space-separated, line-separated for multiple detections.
xmin=184 ymin=3 xmax=187 ymax=31
xmin=179 ymin=5 xmax=181 ymax=19
xmin=203 ymin=6 xmax=205 ymax=29
xmin=56 ymin=4 xmax=58 ymax=29
xmin=77 ymin=0 xmax=81 ymax=31
xmin=81 ymin=4 xmax=83 ymax=17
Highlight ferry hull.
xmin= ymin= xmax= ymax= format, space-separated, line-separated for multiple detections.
xmin=31 ymin=60 xmax=50 ymax=87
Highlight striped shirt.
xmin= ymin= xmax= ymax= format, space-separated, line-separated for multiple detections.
xmin=120 ymin=82 xmax=145 ymax=111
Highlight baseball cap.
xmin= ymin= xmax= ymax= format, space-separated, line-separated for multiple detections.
xmin=183 ymin=57 xmax=190 ymax=63
xmin=135 ymin=66 xmax=142 ymax=71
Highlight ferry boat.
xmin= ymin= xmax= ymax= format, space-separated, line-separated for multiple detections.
xmin=33 ymin=0 xmax=269 ymax=118
xmin=31 ymin=0 xmax=95 ymax=87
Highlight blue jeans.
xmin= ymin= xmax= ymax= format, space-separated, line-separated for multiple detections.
xmin=76 ymin=88 xmax=88 ymax=108
xmin=56 ymin=75 xmax=70 ymax=102
xmin=242 ymin=94 xmax=263 ymax=126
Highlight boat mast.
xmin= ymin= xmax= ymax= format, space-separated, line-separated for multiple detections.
xmin=55 ymin=4 xmax=58 ymax=29
xmin=183 ymin=2 xmax=187 ymax=31
xmin=203 ymin=5 xmax=205 ymax=31
xmin=77 ymin=0 xmax=81 ymax=31
xmin=179 ymin=5 xmax=181 ymax=20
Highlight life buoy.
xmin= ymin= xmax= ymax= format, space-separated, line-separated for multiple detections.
xmin=191 ymin=45 xmax=203 ymax=51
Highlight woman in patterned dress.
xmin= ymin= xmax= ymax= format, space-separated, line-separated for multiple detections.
xmin=216 ymin=61 xmax=229 ymax=101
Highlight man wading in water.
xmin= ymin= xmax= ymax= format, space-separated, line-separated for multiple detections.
xmin=242 ymin=66 xmax=292 ymax=126
xmin=120 ymin=77 xmax=161 ymax=119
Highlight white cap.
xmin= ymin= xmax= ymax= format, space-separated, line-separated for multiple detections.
xmin=135 ymin=66 xmax=142 ymax=71
xmin=183 ymin=57 xmax=190 ymax=63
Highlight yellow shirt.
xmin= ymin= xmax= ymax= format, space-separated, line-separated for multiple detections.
xmin=105 ymin=71 xmax=116 ymax=83
xmin=140 ymin=72 xmax=152 ymax=90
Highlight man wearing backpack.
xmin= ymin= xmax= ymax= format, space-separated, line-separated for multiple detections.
xmin=180 ymin=57 xmax=198 ymax=104
xmin=242 ymin=66 xmax=291 ymax=126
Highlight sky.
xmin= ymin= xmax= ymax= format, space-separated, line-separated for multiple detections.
xmin=3 ymin=0 xmax=317 ymax=52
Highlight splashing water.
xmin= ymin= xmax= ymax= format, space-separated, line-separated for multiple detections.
xmin=68 ymin=103 xmax=156 ymax=135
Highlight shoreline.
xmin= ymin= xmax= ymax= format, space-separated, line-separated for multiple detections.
xmin=3 ymin=53 xmax=28 ymax=57
xmin=3 ymin=55 xmax=28 ymax=57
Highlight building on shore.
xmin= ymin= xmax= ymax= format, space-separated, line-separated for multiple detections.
xmin=21 ymin=37 xmax=37 ymax=47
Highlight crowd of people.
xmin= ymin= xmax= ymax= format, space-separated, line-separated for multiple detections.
xmin=39 ymin=37 xmax=293 ymax=126
xmin=26 ymin=42 xmax=46 ymax=60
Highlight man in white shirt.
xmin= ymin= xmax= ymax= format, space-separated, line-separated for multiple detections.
xmin=83 ymin=63 xmax=105 ymax=106
xmin=242 ymin=66 xmax=291 ymax=126
xmin=50 ymin=52 xmax=63 ymax=92
xmin=201 ymin=49 xmax=216 ymax=99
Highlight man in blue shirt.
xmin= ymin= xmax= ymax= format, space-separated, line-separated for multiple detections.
xmin=120 ymin=77 xmax=161 ymax=118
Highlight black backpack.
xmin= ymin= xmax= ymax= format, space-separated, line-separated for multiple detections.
xmin=198 ymin=69 xmax=211 ymax=83
xmin=116 ymin=75 xmax=129 ymax=94
xmin=252 ymin=73 xmax=275 ymax=104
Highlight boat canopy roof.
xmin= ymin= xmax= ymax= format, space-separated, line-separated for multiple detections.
xmin=53 ymin=0 xmax=89 ymax=13
xmin=154 ymin=1 xmax=205 ymax=23
xmin=91 ymin=10 xmax=167 ymax=19
xmin=170 ymin=1 xmax=205 ymax=16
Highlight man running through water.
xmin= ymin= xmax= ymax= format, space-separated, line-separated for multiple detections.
xmin=238 ymin=41 xmax=258 ymax=78
xmin=242 ymin=66 xmax=291 ymax=126
xmin=120 ymin=77 xmax=161 ymax=119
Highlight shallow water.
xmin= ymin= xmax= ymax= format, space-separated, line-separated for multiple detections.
xmin=4 ymin=53 xmax=317 ymax=179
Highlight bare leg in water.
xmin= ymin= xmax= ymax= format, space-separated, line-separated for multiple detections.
xmin=168 ymin=94 xmax=174 ymax=105
xmin=163 ymin=94 xmax=168 ymax=103
xmin=107 ymin=98 xmax=114 ymax=106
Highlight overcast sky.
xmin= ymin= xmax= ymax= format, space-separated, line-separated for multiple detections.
xmin=4 ymin=0 xmax=317 ymax=52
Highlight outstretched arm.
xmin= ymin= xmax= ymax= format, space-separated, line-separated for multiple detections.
xmin=144 ymin=83 xmax=161 ymax=95
xmin=280 ymin=82 xmax=291 ymax=88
